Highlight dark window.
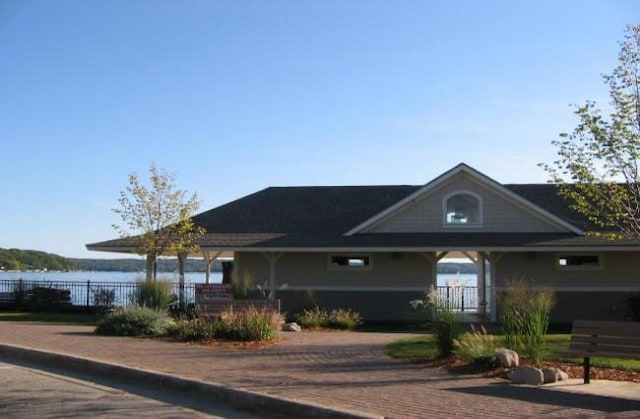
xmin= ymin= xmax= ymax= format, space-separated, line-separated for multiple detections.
xmin=558 ymin=255 xmax=600 ymax=268
xmin=330 ymin=255 xmax=370 ymax=268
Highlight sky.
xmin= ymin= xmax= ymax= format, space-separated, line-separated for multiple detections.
xmin=0 ymin=1 xmax=637 ymax=259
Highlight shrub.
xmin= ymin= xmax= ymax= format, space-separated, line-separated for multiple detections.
xmin=167 ymin=317 xmax=220 ymax=341
xmin=454 ymin=325 xmax=498 ymax=366
xmin=499 ymin=279 xmax=555 ymax=366
xmin=296 ymin=306 xmax=329 ymax=328
xmin=95 ymin=306 xmax=173 ymax=336
xmin=329 ymin=308 xmax=363 ymax=330
xmin=133 ymin=279 xmax=175 ymax=310
xmin=168 ymin=302 xmax=198 ymax=320
xmin=231 ymin=273 xmax=256 ymax=299
xmin=217 ymin=307 xmax=283 ymax=341
xmin=28 ymin=287 xmax=71 ymax=311
xmin=411 ymin=286 xmax=462 ymax=357
xmin=92 ymin=288 xmax=116 ymax=311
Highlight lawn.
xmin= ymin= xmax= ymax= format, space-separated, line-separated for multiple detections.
xmin=0 ymin=311 xmax=102 ymax=325
xmin=385 ymin=333 xmax=640 ymax=372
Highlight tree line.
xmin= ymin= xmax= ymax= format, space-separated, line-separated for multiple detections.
xmin=0 ymin=248 xmax=78 ymax=271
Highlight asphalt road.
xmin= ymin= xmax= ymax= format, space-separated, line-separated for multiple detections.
xmin=0 ymin=359 xmax=258 ymax=418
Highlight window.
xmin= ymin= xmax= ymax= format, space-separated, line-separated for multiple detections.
xmin=329 ymin=254 xmax=372 ymax=270
xmin=557 ymin=254 xmax=602 ymax=270
xmin=444 ymin=192 xmax=481 ymax=225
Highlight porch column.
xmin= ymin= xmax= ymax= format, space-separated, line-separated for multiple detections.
xmin=477 ymin=253 xmax=487 ymax=316
xmin=486 ymin=252 xmax=503 ymax=322
xmin=261 ymin=252 xmax=283 ymax=299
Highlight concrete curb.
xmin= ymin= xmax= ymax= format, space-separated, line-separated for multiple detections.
xmin=0 ymin=343 xmax=382 ymax=419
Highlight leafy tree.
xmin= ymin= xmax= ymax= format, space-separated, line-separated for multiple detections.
xmin=541 ymin=25 xmax=640 ymax=239
xmin=112 ymin=163 xmax=205 ymax=281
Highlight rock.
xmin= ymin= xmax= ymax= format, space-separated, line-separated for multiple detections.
xmin=282 ymin=322 xmax=302 ymax=332
xmin=542 ymin=367 xmax=569 ymax=384
xmin=508 ymin=366 xmax=544 ymax=385
xmin=495 ymin=348 xmax=519 ymax=367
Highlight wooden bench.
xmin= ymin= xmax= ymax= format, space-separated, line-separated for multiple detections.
xmin=569 ymin=320 xmax=640 ymax=383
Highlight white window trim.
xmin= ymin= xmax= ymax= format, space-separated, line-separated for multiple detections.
xmin=328 ymin=253 xmax=373 ymax=271
xmin=555 ymin=253 xmax=603 ymax=271
xmin=442 ymin=190 xmax=483 ymax=227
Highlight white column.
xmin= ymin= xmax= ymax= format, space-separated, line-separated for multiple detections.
xmin=261 ymin=252 xmax=283 ymax=299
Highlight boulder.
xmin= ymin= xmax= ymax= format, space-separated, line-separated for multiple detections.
xmin=282 ymin=322 xmax=302 ymax=332
xmin=542 ymin=367 xmax=569 ymax=384
xmin=495 ymin=348 xmax=519 ymax=367
xmin=507 ymin=366 xmax=544 ymax=385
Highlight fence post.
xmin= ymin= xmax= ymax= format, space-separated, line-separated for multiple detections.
xmin=461 ymin=288 xmax=465 ymax=312
xmin=86 ymin=280 xmax=91 ymax=307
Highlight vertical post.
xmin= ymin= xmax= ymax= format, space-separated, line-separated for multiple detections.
xmin=583 ymin=357 xmax=591 ymax=384
xmin=478 ymin=253 xmax=487 ymax=316
xmin=461 ymin=288 xmax=465 ymax=312
xmin=178 ymin=252 xmax=186 ymax=309
xmin=86 ymin=280 xmax=91 ymax=307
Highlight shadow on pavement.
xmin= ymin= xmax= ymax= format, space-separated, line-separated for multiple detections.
xmin=447 ymin=383 xmax=640 ymax=414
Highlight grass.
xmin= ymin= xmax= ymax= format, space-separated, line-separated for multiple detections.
xmin=386 ymin=333 xmax=640 ymax=372
xmin=0 ymin=311 xmax=102 ymax=325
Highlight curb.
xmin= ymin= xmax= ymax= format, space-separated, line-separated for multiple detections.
xmin=0 ymin=343 xmax=382 ymax=419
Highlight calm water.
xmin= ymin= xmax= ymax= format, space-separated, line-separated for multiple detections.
xmin=0 ymin=271 xmax=477 ymax=287
xmin=0 ymin=271 xmax=223 ymax=284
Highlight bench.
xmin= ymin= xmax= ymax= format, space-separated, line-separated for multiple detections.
xmin=569 ymin=320 xmax=640 ymax=383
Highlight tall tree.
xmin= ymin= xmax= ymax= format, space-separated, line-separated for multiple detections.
xmin=541 ymin=24 xmax=640 ymax=239
xmin=112 ymin=163 xmax=205 ymax=281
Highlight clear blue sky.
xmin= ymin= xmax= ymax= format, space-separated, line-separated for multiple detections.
xmin=0 ymin=1 xmax=636 ymax=258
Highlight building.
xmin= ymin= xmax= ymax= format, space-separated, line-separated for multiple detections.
xmin=87 ymin=163 xmax=640 ymax=322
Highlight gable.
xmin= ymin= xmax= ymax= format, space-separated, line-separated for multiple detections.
xmin=360 ymin=171 xmax=580 ymax=234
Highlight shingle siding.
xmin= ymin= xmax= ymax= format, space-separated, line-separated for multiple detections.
xmin=367 ymin=174 xmax=567 ymax=233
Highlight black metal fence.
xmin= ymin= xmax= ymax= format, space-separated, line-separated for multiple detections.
xmin=436 ymin=285 xmax=479 ymax=312
xmin=0 ymin=279 xmax=481 ymax=313
xmin=0 ymin=279 xmax=197 ymax=309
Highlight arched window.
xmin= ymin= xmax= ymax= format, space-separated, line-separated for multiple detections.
xmin=444 ymin=192 xmax=482 ymax=225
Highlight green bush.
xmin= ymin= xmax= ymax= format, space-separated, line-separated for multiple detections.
xmin=411 ymin=286 xmax=462 ymax=357
xmin=329 ymin=308 xmax=362 ymax=330
xmin=217 ymin=307 xmax=283 ymax=341
xmin=499 ymin=279 xmax=555 ymax=366
xmin=296 ymin=306 xmax=329 ymax=328
xmin=95 ymin=306 xmax=173 ymax=336
xmin=133 ymin=279 xmax=175 ymax=310
xmin=28 ymin=287 xmax=71 ymax=311
xmin=167 ymin=317 xmax=220 ymax=341
xmin=454 ymin=325 xmax=498 ymax=366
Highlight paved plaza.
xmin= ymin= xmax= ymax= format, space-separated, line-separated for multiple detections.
xmin=0 ymin=323 xmax=638 ymax=418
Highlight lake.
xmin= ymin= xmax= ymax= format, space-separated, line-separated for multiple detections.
xmin=0 ymin=271 xmax=478 ymax=287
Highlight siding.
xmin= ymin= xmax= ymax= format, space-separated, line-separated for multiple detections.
xmin=367 ymin=173 xmax=566 ymax=233
xmin=236 ymin=251 xmax=434 ymax=289
xmin=495 ymin=251 xmax=640 ymax=288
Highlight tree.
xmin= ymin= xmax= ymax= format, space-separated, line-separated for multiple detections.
xmin=541 ymin=25 xmax=640 ymax=239
xmin=112 ymin=163 xmax=205 ymax=282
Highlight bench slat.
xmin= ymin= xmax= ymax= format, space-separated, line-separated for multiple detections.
xmin=568 ymin=343 xmax=640 ymax=356
xmin=572 ymin=320 xmax=640 ymax=336
xmin=570 ymin=335 xmax=640 ymax=346
xmin=566 ymin=349 xmax=640 ymax=360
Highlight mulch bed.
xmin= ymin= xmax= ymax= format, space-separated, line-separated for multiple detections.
xmin=410 ymin=356 xmax=640 ymax=383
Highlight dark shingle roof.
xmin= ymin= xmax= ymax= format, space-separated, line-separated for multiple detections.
xmin=87 ymin=183 xmax=637 ymax=251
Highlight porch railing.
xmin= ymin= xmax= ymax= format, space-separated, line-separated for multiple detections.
xmin=436 ymin=285 xmax=480 ymax=312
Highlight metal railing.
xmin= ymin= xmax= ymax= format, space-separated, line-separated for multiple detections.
xmin=436 ymin=285 xmax=480 ymax=312
xmin=0 ymin=279 xmax=197 ymax=309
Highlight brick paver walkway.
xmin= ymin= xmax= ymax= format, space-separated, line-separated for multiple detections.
xmin=0 ymin=322 xmax=638 ymax=418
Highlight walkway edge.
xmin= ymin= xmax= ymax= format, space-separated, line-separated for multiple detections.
xmin=0 ymin=342 xmax=382 ymax=419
